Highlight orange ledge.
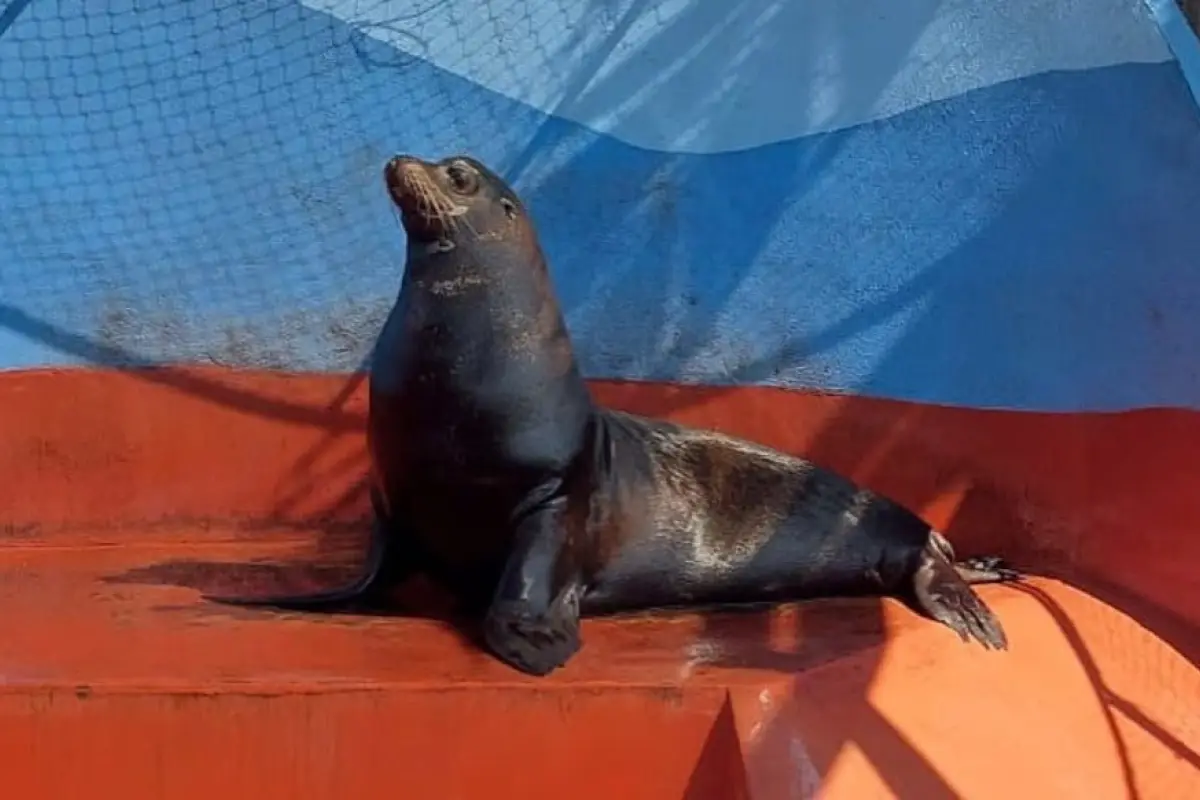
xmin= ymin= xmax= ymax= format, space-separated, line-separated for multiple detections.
xmin=0 ymin=367 xmax=1196 ymax=798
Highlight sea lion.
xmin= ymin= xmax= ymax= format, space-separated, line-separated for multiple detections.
xmin=211 ymin=153 xmax=1021 ymax=677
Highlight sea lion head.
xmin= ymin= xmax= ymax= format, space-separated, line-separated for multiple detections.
xmin=384 ymin=154 xmax=528 ymax=250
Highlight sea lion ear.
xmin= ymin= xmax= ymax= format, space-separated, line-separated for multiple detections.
xmin=500 ymin=198 xmax=517 ymax=219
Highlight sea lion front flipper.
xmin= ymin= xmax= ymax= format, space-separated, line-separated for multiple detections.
xmin=910 ymin=543 xmax=1011 ymax=651
xmin=483 ymin=497 xmax=583 ymax=677
xmin=205 ymin=488 xmax=413 ymax=611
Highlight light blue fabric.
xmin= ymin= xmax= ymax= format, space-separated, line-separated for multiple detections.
xmin=1145 ymin=0 xmax=1200 ymax=103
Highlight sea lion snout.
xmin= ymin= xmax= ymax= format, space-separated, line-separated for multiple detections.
xmin=384 ymin=153 xmax=424 ymax=173
xmin=383 ymin=155 xmax=426 ymax=202
xmin=384 ymin=155 xmax=453 ymax=243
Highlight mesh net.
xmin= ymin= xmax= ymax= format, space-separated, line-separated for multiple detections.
xmin=0 ymin=0 xmax=605 ymax=372
xmin=3 ymin=0 xmax=1200 ymax=388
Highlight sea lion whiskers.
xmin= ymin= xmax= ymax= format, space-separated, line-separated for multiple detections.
xmin=405 ymin=165 xmax=479 ymax=240
xmin=392 ymin=162 xmax=449 ymax=229
xmin=409 ymin=171 xmax=454 ymax=230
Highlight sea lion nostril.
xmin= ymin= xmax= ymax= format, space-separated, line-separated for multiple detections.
xmin=384 ymin=155 xmax=416 ymax=181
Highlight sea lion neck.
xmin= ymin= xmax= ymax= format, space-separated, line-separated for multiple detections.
xmin=402 ymin=234 xmax=546 ymax=293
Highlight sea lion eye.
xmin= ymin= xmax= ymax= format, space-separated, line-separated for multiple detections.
xmin=500 ymin=198 xmax=517 ymax=219
xmin=445 ymin=162 xmax=478 ymax=195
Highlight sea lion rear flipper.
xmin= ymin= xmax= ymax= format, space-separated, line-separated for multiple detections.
xmin=910 ymin=545 xmax=1011 ymax=651
xmin=482 ymin=497 xmax=583 ymax=676
xmin=929 ymin=530 xmax=1023 ymax=585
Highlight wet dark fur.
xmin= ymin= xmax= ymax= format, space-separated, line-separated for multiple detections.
xmin=209 ymin=154 xmax=1021 ymax=676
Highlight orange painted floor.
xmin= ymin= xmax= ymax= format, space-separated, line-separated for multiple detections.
xmin=0 ymin=525 xmax=1194 ymax=799
xmin=0 ymin=367 xmax=1197 ymax=798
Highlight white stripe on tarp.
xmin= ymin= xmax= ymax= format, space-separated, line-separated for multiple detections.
xmin=302 ymin=0 xmax=1173 ymax=153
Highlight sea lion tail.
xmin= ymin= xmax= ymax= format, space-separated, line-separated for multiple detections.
xmin=203 ymin=521 xmax=389 ymax=611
